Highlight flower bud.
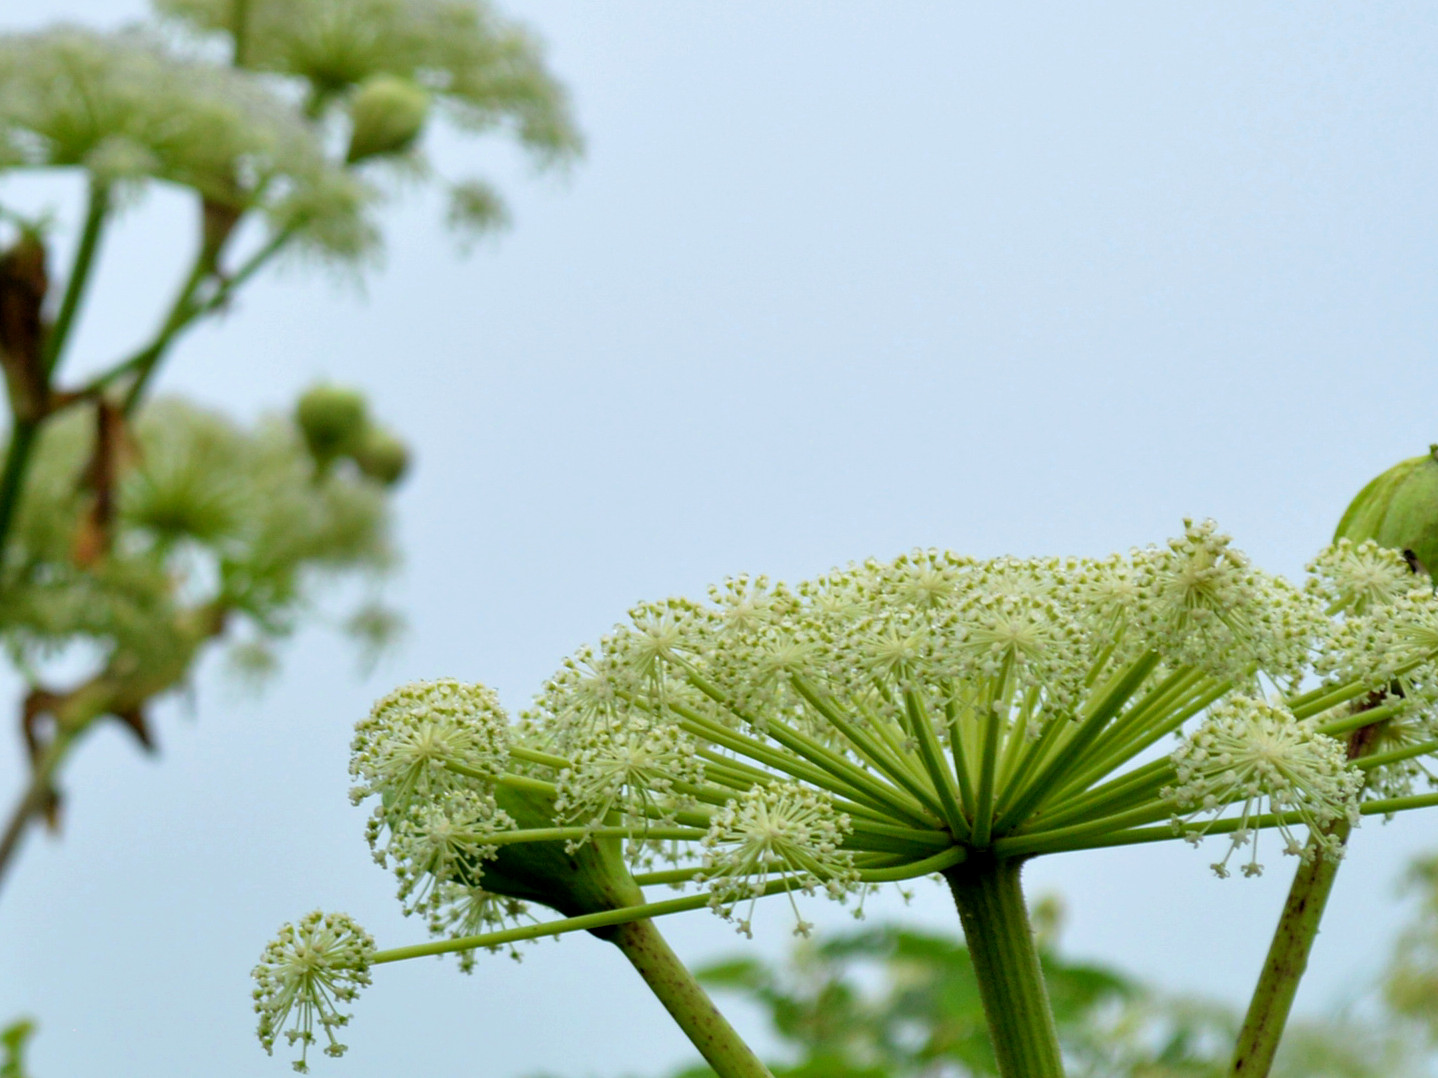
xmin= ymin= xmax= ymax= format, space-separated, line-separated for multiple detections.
xmin=345 ymin=75 xmax=430 ymax=164
xmin=1336 ymin=445 xmax=1438 ymax=580
xmin=352 ymin=426 xmax=410 ymax=486
xmin=295 ymin=384 xmax=368 ymax=464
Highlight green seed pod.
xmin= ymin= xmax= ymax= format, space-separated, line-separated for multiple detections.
xmin=352 ymin=425 xmax=410 ymax=486
xmin=345 ymin=74 xmax=430 ymax=164
xmin=295 ymin=384 xmax=368 ymax=464
xmin=1335 ymin=445 xmax=1438 ymax=580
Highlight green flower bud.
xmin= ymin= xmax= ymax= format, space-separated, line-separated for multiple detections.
xmin=345 ymin=75 xmax=430 ymax=164
xmin=352 ymin=426 xmax=410 ymax=486
xmin=295 ymin=384 xmax=368 ymax=464
xmin=1336 ymin=445 xmax=1438 ymax=580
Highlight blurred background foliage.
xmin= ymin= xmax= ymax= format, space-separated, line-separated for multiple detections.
xmin=0 ymin=0 xmax=578 ymax=878
xmin=0 ymin=14 xmax=579 ymax=1066
xmin=567 ymin=881 xmax=1438 ymax=1078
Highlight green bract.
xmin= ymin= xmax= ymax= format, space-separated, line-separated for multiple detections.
xmin=296 ymin=385 xmax=369 ymax=464
xmin=1336 ymin=445 xmax=1438 ymax=581
xmin=346 ymin=74 xmax=430 ymax=162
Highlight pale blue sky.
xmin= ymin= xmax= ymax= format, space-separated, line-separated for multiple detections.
xmin=3 ymin=3 xmax=1438 ymax=1076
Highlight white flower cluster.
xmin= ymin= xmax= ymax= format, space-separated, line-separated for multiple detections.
xmin=0 ymin=28 xmax=369 ymax=254
xmin=252 ymin=911 xmax=375 ymax=1073
xmin=344 ymin=524 xmax=1438 ymax=952
xmin=699 ymin=783 xmax=858 ymax=938
xmin=1307 ymin=538 xmax=1417 ymax=616
xmin=554 ymin=715 xmax=704 ymax=847
xmin=350 ymin=680 xmax=516 ymax=916
xmin=1165 ymin=697 xmax=1362 ymax=877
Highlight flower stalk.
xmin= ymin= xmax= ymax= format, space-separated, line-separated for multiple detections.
xmin=943 ymin=856 xmax=1063 ymax=1078
xmin=1230 ymin=823 xmax=1350 ymax=1077
xmin=1231 ymin=719 xmax=1383 ymax=1076
xmin=607 ymin=918 xmax=774 ymax=1078
xmin=40 ymin=182 xmax=110 ymax=378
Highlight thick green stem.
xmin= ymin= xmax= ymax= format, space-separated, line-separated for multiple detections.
xmin=1230 ymin=721 xmax=1380 ymax=1077
xmin=608 ymin=918 xmax=774 ymax=1078
xmin=943 ymin=855 xmax=1063 ymax=1078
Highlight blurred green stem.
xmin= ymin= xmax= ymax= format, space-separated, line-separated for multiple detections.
xmin=0 ymin=421 xmax=37 ymax=563
xmin=116 ymin=224 xmax=294 ymax=412
xmin=118 ymin=254 xmax=211 ymax=414
xmin=943 ymin=855 xmax=1064 ymax=1078
xmin=608 ymin=918 xmax=774 ymax=1078
xmin=0 ymin=184 xmax=112 ymax=563
xmin=1230 ymin=721 xmax=1380 ymax=1076
xmin=231 ymin=0 xmax=250 ymax=66
xmin=41 ymin=182 xmax=110 ymax=378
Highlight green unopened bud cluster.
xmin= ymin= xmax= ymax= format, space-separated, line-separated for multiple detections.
xmin=256 ymin=518 xmax=1438 ymax=1069
xmin=346 ymin=75 xmax=429 ymax=163
xmin=295 ymin=385 xmax=409 ymax=486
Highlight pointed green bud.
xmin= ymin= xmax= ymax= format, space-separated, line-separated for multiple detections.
xmin=1336 ymin=446 xmax=1438 ymax=580
xmin=295 ymin=384 xmax=368 ymax=464
xmin=345 ymin=75 xmax=430 ymax=164
xmin=352 ymin=426 xmax=409 ymax=486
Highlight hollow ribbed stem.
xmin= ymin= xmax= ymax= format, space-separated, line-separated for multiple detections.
xmin=608 ymin=918 xmax=774 ymax=1078
xmin=942 ymin=855 xmax=1063 ymax=1078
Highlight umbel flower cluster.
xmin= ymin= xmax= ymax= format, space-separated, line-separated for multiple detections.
xmin=0 ymin=0 xmax=580 ymax=264
xmin=257 ymin=522 xmax=1438 ymax=1069
xmin=4 ymin=395 xmax=400 ymax=742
